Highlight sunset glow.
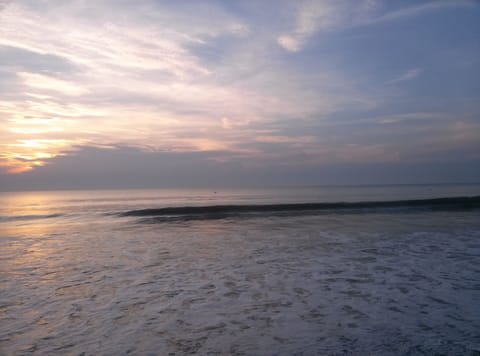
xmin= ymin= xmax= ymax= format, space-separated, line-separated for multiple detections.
xmin=0 ymin=0 xmax=479 ymax=188
xmin=1 ymin=3 xmax=480 ymax=353
xmin=1 ymin=139 xmax=77 ymax=173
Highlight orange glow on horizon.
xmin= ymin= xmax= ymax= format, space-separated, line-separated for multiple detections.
xmin=1 ymin=157 xmax=47 ymax=174
xmin=0 ymin=139 xmax=77 ymax=174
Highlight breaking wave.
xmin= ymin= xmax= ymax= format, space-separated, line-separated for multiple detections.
xmin=119 ymin=196 xmax=480 ymax=222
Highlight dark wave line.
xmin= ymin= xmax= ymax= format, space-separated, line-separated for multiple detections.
xmin=0 ymin=213 xmax=63 ymax=222
xmin=120 ymin=196 xmax=480 ymax=219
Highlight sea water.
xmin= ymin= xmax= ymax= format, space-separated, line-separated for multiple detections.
xmin=1 ymin=185 xmax=480 ymax=355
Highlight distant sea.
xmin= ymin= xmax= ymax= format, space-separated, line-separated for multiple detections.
xmin=1 ymin=184 xmax=480 ymax=355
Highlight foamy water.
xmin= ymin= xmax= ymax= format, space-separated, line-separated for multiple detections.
xmin=1 ymin=186 xmax=480 ymax=355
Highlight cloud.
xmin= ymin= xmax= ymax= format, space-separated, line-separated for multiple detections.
xmin=0 ymin=45 xmax=77 ymax=73
xmin=378 ymin=112 xmax=436 ymax=124
xmin=387 ymin=68 xmax=422 ymax=84
xmin=0 ymin=2 xmax=269 ymax=171
xmin=18 ymin=72 xmax=88 ymax=96
xmin=1 ymin=0 xmax=376 ymax=174
xmin=277 ymin=0 xmax=477 ymax=52
xmin=0 ymin=0 xmax=478 ymax=183
xmin=277 ymin=0 xmax=361 ymax=52
xmin=373 ymin=0 xmax=478 ymax=24
xmin=277 ymin=0 xmax=383 ymax=52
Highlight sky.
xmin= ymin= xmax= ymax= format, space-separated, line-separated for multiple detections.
xmin=0 ymin=0 xmax=479 ymax=190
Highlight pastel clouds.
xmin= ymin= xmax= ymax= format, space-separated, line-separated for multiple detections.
xmin=18 ymin=72 xmax=89 ymax=96
xmin=0 ymin=2 xmax=273 ymax=171
xmin=0 ymin=1 xmax=356 ymax=173
xmin=0 ymin=0 xmax=478 ymax=181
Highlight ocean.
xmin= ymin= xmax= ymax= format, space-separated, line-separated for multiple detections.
xmin=1 ymin=185 xmax=480 ymax=355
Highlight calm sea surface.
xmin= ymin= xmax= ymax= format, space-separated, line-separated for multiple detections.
xmin=1 ymin=185 xmax=480 ymax=355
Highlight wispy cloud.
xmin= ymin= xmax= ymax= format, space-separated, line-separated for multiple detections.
xmin=277 ymin=0 xmax=379 ymax=52
xmin=378 ymin=112 xmax=436 ymax=124
xmin=277 ymin=0 xmax=477 ymax=52
xmin=387 ymin=68 xmax=423 ymax=84
xmin=372 ymin=0 xmax=478 ymax=24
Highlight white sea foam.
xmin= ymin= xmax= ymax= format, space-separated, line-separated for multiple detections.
xmin=1 ymin=187 xmax=480 ymax=354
